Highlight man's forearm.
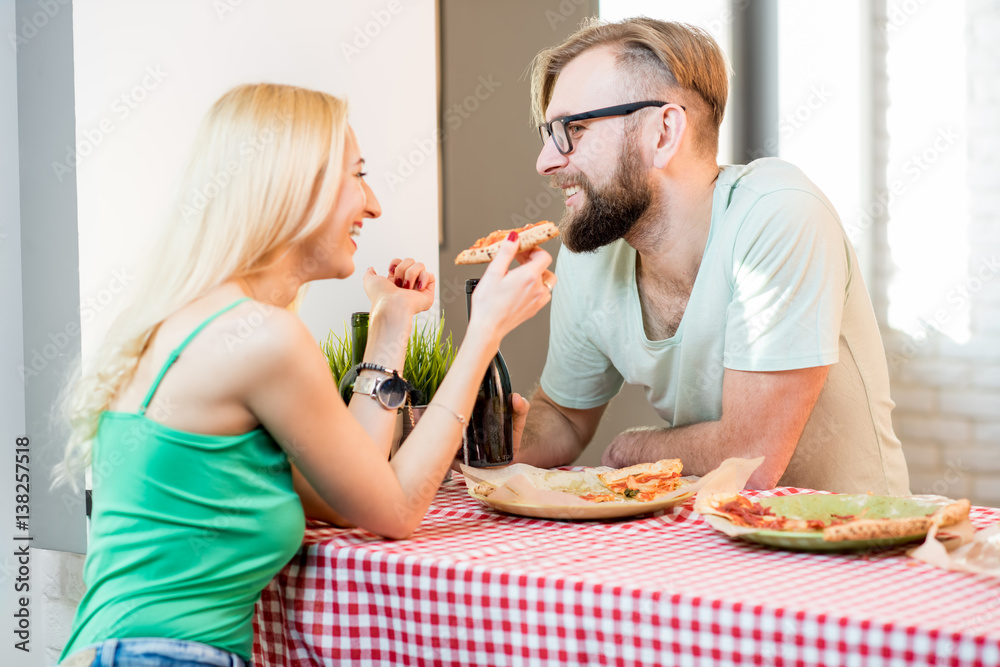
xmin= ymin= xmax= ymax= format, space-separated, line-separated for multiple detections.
xmin=606 ymin=421 xmax=786 ymax=488
xmin=517 ymin=396 xmax=586 ymax=468
xmin=608 ymin=422 xmax=723 ymax=474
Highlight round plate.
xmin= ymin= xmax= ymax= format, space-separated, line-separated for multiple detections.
xmin=469 ymin=488 xmax=696 ymax=521
xmin=738 ymin=530 xmax=925 ymax=552
xmin=717 ymin=494 xmax=954 ymax=552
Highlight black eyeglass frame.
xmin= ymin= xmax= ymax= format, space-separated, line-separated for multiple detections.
xmin=537 ymin=100 xmax=685 ymax=155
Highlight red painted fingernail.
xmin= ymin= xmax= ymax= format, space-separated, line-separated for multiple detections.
xmin=507 ymin=231 xmax=519 ymax=242
xmin=395 ymin=278 xmax=403 ymax=287
xmin=389 ymin=262 xmax=398 ymax=274
xmin=415 ymin=279 xmax=422 ymax=290
xmin=402 ymin=281 xmax=410 ymax=289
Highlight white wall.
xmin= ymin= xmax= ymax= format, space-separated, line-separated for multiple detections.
xmin=71 ymin=0 xmax=441 ymax=358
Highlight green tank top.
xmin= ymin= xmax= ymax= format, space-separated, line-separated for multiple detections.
xmin=61 ymin=298 xmax=305 ymax=661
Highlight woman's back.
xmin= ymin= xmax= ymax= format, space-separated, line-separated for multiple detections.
xmin=110 ymin=294 xmax=274 ymax=435
xmin=60 ymin=297 xmax=305 ymax=661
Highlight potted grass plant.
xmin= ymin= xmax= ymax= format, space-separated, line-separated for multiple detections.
xmin=321 ymin=321 xmax=355 ymax=391
xmin=322 ymin=314 xmax=457 ymax=453
xmin=399 ymin=315 xmax=457 ymax=444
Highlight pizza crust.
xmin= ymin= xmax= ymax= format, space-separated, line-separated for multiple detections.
xmin=454 ymin=222 xmax=560 ymax=265
xmin=596 ymin=459 xmax=683 ymax=487
xmin=822 ymin=498 xmax=970 ymax=542
xmin=704 ymin=493 xmax=971 ymax=542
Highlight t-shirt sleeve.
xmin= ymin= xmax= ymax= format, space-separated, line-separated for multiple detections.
xmin=724 ymin=189 xmax=850 ymax=371
xmin=539 ymin=252 xmax=624 ymax=409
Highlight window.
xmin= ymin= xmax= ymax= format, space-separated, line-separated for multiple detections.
xmin=599 ymin=0 xmax=735 ymax=163
xmin=884 ymin=0 xmax=969 ymax=342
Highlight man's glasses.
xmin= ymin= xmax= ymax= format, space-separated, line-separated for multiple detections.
xmin=537 ymin=101 xmax=684 ymax=155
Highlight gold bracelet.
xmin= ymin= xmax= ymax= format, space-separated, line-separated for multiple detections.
xmin=426 ymin=403 xmax=469 ymax=462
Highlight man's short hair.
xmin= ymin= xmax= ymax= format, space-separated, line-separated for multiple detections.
xmin=530 ymin=17 xmax=730 ymax=158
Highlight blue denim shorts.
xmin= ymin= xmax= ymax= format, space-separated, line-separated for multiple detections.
xmin=59 ymin=637 xmax=249 ymax=667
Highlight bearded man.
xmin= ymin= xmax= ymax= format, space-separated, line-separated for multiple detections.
xmin=514 ymin=17 xmax=910 ymax=494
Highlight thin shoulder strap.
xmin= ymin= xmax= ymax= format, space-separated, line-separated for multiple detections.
xmin=139 ymin=297 xmax=252 ymax=415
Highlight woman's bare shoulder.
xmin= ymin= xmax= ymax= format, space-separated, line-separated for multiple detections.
xmin=224 ymin=301 xmax=319 ymax=368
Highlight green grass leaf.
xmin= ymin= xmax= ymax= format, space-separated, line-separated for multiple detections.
xmin=322 ymin=313 xmax=456 ymax=404
xmin=321 ymin=322 xmax=353 ymax=387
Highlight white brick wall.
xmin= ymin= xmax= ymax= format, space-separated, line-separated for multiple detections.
xmin=888 ymin=0 xmax=1000 ymax=508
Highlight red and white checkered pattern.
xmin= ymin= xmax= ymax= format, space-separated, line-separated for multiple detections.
xmin=254 ymin=478 xmax=1000 ymax=666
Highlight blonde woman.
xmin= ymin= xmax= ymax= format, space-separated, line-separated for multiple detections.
xmin=56 ymin=83 xmax=555 ymax=667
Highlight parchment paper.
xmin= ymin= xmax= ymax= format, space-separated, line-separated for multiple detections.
xmin=692 ymin=457 xmax=769 ymax=537
xmin=459 ymin=461 xmax=715 ymax=507
xmin=910 ymin=520 xmax=1000 ymax=578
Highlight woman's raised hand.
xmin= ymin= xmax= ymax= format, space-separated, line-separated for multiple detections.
xmin=363 ymin=258 xmax=436 ymax=317
xmin=468 ymin=232 xmax=556 ymax=342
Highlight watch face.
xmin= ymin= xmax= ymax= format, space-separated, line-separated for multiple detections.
xmin=376 ymin=376 xmax=408 ymax=410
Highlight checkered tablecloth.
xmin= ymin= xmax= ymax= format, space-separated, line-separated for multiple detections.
xmin=253 ymin=477 xmax=1000 ymax=667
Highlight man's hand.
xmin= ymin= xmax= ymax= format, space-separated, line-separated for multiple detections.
xmin=450 ymin=392 xmax=530 ymax=473
xmin=601 ymin=428 xmax=655 ymax=468
xmin=451 ymin=388 xmax=605 ymax=472
xmin=511 ymin=392 xmax=530 ymax=459
xmin=516 ymin=387 xmax=607 ymax=468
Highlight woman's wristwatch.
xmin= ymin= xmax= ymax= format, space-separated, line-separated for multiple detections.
xmin=352 ymin=363 xmax=415 ymax=410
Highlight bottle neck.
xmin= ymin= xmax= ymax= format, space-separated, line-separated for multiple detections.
xmin=351 ymin=313 xmax=369 ymax=365
xmin=465 ymin=279 xmax=479 ymax=320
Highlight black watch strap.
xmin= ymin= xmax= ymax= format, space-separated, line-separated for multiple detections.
xmin=357 ymin=362 xmax=394 ymax=376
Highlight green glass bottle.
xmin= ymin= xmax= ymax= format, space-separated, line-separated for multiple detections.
xmin=338 ymin=311 xmax=369 ymax=404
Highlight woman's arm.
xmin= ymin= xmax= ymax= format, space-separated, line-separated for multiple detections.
xmin=291 ymin=464 xmax=354 ymax=527
xmin=245 ymin=238 xmax=554 ymax=539
xmin=344 ymin=259 xmax=433 ymax=459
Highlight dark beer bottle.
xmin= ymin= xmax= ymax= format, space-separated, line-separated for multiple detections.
xmin=464 ymin=279 xmax=513 ymax=466
xmin=337 ymin=311 xmax=369 ymax=404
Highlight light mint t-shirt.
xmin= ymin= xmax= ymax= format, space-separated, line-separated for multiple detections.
xmin=541 ymin=158 xmax=910 ymax=495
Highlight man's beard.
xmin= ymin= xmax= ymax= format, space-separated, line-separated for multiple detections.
xmin=556 ymin=138 xmax=653 ymax=253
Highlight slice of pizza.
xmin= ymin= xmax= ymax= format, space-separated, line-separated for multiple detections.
xmin=595 ymin=459 xmax=684 ymax=502
xmin=454 ymin=221 xmax=560 ymax=265
xmin=706 ymin=493 xmax=971 ymax=541
xmin=709 ymin=495 xmax=831 ymax=531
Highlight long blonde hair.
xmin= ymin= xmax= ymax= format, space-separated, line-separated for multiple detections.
xmin=54 ymin=83 xmax=349 ymax=488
